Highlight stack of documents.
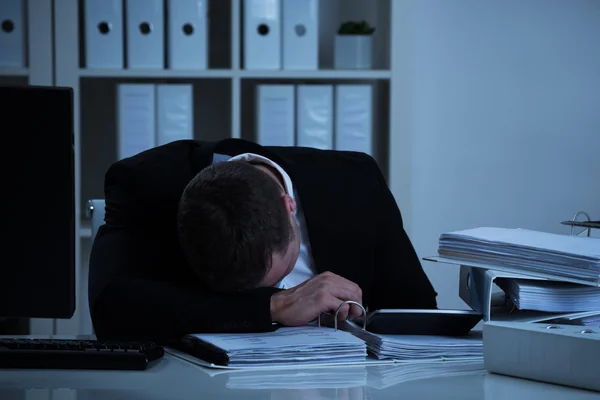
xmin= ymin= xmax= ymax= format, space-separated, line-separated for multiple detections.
xmin=344 ymin=322 xmax=483 ymax=361
xmin=496 ymin=279 xmax=600 ymax=313
xmin=182 ymin=326 xmax=367 ymax=368
xmin=367 ymin=359 xmax=485 ymax=389
xmin=438 ymin=227 xmax=600 ymax=283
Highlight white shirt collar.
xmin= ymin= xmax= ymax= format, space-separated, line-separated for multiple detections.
xmin=228 ymin=153 xmax=295 ymax=199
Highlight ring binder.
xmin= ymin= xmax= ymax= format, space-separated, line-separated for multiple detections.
xmin=560 ymin=210 xmax=599 ymax=237
xmin=316 ymin=300 xmax=367 ymax=331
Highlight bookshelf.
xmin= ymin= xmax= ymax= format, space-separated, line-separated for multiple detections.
xmin=1 ymin=0 xmax=396 ymax=336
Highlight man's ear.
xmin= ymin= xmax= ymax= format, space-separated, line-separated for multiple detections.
xmin=281 ymin=194 xmax=296 ymax=216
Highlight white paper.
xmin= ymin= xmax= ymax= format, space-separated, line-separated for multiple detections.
xmin=187 ymin=326 xmax=367 ymax=368
xmin=497 ymin=278 xmax=600 ymax=313
xmin=438 ymin=228 xmax=600 ymax=283
xmin=343 ymin=321 xmax=483 ymax=361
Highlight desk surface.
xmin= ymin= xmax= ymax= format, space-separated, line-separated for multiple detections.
xmin=1 ymin=353 xmax=599 ymax=400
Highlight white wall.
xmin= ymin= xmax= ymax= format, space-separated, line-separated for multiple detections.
xmin=390 ymin=0 xmax=600 ymax=309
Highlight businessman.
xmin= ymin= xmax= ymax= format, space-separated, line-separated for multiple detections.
xmin=89 ymin=139 xmax=437 ymax=342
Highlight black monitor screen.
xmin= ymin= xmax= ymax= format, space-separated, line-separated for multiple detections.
xmin=0 ymin=85 xmax=75 ymax=319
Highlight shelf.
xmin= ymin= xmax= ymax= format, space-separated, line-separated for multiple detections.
xmin=0 ymin=68 xmax=28 ymax=77
xmin=240 ymin=70 xmax=391 ymax=80
xmin=79 ymin=69 xmax=234 ymax=79
xmin=78 ymin=68 xmax=391 ymax=80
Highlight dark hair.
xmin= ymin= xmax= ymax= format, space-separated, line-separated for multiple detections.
xmin=177 ymin=160 xmax=293 ymax=292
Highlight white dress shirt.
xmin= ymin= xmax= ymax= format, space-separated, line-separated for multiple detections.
xmin=228 ymin=153 xmax=316 ymax=289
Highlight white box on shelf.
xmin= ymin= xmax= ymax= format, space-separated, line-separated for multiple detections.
xmin=84 ymin=0 xmax=124 ymax=69
xmin=282 ymin=0 xmax=318 ymax=70
xmin=166 ymin=0 xmax=208 ymax=70
xmin=334 ymin=35 xmax=372 ymax=70
xmin=335 ymin=85 xmax=373 ymax=155
xmin=126 ymin=0 xmax=164 ymax=68
xmin=296 ymin=85 xmax=333 ymax=150
xmin=157 ymin=84 xmax=194 ymax=145
xmin=0 ymin=0 xmax=25 ymax=68
xmin=243 ymin=0 xmax=281 ymax=70
xmin=117 ymin=84 xmax=157 ymax=160
xmin=256 ymin=85 xmax=295 ymax=146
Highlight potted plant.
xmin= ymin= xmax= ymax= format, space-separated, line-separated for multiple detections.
xmin=334 ymin=21 xmax=376 ymax=69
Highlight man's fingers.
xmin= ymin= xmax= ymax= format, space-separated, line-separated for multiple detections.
xmin=348 ymin=304 xmax=364 ymax=319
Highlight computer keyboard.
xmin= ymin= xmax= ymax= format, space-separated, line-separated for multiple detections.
xmin=0 ymin=338 xmax=165 ymax=370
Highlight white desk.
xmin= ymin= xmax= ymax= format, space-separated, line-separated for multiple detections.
xmin=1 ymin=353 xmax=599 ymax=400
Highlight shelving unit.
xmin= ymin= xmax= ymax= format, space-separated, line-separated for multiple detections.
xmin=48 ymin=0 xmax=395 ymax=336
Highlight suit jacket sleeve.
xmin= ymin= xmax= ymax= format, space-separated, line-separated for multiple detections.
xmin=89 ymin=162 xmax=279 ymax=343
xmin=364 ymin=155 xmax=438 ymax=310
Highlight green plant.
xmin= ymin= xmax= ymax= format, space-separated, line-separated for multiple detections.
xmin=337 ymin=20 xmax=376 ymax=35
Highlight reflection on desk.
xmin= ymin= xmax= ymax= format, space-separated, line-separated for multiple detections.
xmin=1 ymin=354 xmax=599 ymax=400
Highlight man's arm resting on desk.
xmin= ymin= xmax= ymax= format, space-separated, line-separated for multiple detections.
xmin=89 ymin=226 xmax=279 ymax=342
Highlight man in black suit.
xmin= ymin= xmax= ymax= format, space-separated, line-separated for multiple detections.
xmin=89 ymin=139 xmax=437 ymax=342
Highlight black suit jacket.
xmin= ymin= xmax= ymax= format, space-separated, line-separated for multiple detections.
xmin=88 ymin=139 xmax=437 ymax=342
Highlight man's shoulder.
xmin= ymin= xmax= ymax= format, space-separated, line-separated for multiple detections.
xmin=270 ymin=146 xmax=378 ymax=169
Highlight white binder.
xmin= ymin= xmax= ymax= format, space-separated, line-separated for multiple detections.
xmin=117 ymin=84 xmax=156 ymax=159
xmin=84 ymin=0 xmax=124 ymax=69
xmin=166 ymin=0 xmax=208 ymax=70
xmin=157 ymin=84 xmax=194 ymax=145
xmin=282 ymin=0 xmax=318 ymax=70
xmin=256 ymin=85 xmax=295 ymax=146
xmin=243 ymin=0 xmax=281 ymax=70
xmin=0 ymin=0 xmax=25 ymax=68
xmin=484 ymin=321 xmax=600 ymax=392
xmin=126 ymin=0 xmax=164 ymax=68
xmin=458 ymin=264 xmax=600 ymax=324
xmin=335 ymin=85 xmax=373 ymax=155
xmin=296 ymin=85 xmax=333 ymax=149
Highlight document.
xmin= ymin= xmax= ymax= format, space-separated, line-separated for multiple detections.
xmin=183 ymin=326 xmax=367 ymax=368
xmin=343 ymin=321 xmax=483 ymax=361
xmin=496 ymin=278 xmax=600 ymax=313
xmin=438 ymin=227 xmax=600 ymax=284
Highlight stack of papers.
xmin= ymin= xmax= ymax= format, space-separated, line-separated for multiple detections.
xmin=496 ymin=279 xmax=600 ymax=313
xmin=438 ymin=227 xmax=600 ymax=284
xmin=343 ymin=322 xmax=483 ymax=361
xmin=367 ymin=359 xmax=485 ymax=389
xmin=184 ymin=326 xmax=367 ymax=368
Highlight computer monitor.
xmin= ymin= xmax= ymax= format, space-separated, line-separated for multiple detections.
xmin=0 ymin=84 xmax=75 ymax=321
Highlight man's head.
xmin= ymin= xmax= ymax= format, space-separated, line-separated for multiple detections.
xmin=177 ymin=160 xmax=301 ymax=292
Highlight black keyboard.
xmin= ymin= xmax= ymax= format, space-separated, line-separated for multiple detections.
xmin=0 ymin=338 xmax=165 ymax=370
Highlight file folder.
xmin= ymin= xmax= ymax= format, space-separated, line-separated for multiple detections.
xmin=166 ymin=0 xmax=208 ymax=70
xmin=335 ymin=85 xmax=373 ymax=155
xmin=157 ymin=84 xmax=194 ymax=145
xmin=256 ymin=85 xmax=295 ymax=146
xmin=457 ymin=265 xmax=599 ymax=323
xmin=126 ymin=0 xmax=164 ymax=68
xmin=0 ymin=0 xmax=25 ymax=68
xmin=296 ymin=85 xmax=333 ymax=149
xmin=484 ymin=321 xmax=600 ymax=392
xmin=243 ymin=0 xmax=281 ymax=70
xmin=84 ymin=0 xmax=124 ymax=69
xmin=282 ymin=0 xmax=318 ymax=70
xmin=117 ymin=84 xmax=156 ymax=159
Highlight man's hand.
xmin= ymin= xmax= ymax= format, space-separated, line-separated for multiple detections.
xmin=270 ymin=272 xmax=363 ymax=326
